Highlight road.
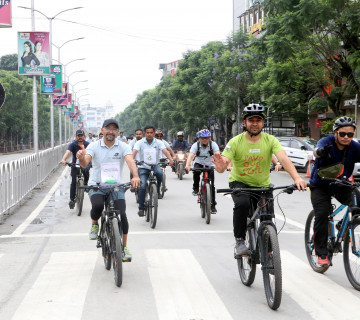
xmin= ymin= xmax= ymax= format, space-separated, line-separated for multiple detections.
xmin=0 ymin=165 xmax=359 ymax=320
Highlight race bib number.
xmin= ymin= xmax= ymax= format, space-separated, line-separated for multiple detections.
xmin=144 ymin=148 xmax=157 ymax=165
xmin=100 ymin=162 xmax=121 ymax=185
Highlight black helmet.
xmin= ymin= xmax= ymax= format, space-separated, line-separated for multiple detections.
xmin=242 ymin=104 xmax=266 ymax=120
xmin=333 ymin=116 xmax=356 ymax=132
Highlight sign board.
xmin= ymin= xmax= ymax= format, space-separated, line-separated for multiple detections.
xmin=41 ymin=65 xmax=62 ymax=94
xmin=0 ymin=0 xmax=12 ymax=28
xmin=344 ymin=99 xmax=356 ymax=107
xmin=0 ymin=82 xmax=5 ymax=108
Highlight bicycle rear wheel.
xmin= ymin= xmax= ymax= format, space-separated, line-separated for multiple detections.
xmin=111 ymin=218 xmax=123 ymax=287
xmin=237 ymin=221 xmax=256 ymax=286
xmin=76 ymin=178 xmax=84 ymax=216
xmin=262 ymin=225 xmax=282 ymax=310
xmin=205 ymin=183 xmax=211 ymax=224
xmin=100 ymin=219 xmax=111 ymax=270
xmin=343 ymin=217 xmax=360 ymax=291
xmin=149 ymin=183 xmax=158 ymax=229
xmin=304 ymin=210 xmax=330 ymax=273
xmin=160 ymin=171 xmax=166 ymax=198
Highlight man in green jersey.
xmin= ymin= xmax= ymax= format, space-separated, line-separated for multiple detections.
xmin=212 ymin=104 xmax=307 ymax=257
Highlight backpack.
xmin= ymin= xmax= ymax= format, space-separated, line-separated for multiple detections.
xmin=196 ymin=140 xmax=213 ymax=157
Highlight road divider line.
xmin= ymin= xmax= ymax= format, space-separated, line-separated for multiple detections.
xmin=282 ymin=250 xmax=360 ymax=319
xmin=146 ymin=249 xmax=233 ymax=320
xmin=12 ymin=251 xmax=98 ymax=320
xmin=11 ymin=166 xmax=68 ymax=236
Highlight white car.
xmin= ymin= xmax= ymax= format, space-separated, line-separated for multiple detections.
xmin=276 ymin=137 xmax=318 ymax=172
xmin=352 ymin=138 xmax=360 ymax=178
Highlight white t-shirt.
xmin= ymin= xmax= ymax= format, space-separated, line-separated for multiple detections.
xmin=134 ymin=137 xmax=166 ymax=169
xmin=190 ymin=141 xmax=219 ymax=167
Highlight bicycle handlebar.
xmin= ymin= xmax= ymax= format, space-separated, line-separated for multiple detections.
xmin=191 ymin=167 xmax=214 ymax=172
xmin=80 ymin=182 xmax=132 ymax=192
xmin=321 ymin=177 xmax=360 ymax=188
xmin=217 ymin=184 xmax=299 ymax=194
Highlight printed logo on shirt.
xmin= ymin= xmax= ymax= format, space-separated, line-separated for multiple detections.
xmin=249 ymin=149 xmax=260 ymax=153
xmin=224 ymin=145 xmax=231 ymax=151
xmin=112 ymin=152 xmax=122 ymax=159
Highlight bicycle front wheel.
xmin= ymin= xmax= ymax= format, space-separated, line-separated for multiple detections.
xmin=200 ymin=184 xmax=205 ymax=219
xmin=111 ymin=218 xmax=123 ymax=287
xmin=304 ymin=210 xmax=330 ymax=273
xmin=343 ymin=217 xmax=360 ymax=291
xmin=160 ymin=171 xmax=166 ymax=198
xmin=238 ymin=220 xmax=256 ymax=286
xmin=205 ymin=183 xmax=211 ymax=224
xmin=262 ymin=225 xmax=282 ymax=310
xmin=179 ymin=163 xmax=183 ymax=180
xmin=101 ymin=220 xmax=111 ymax=270
xmin=76 ymin=178 xmax=84 ymax=216
xmin=149 ymin=183 xmax=158 ymax=229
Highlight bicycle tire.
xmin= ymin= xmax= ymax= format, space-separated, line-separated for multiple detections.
xmin=135 ymin=189 xmax=139 ymax=204
xmin=101 ymin=219 xmax=111 ymax=270
xmin=111 ymin=218 xmax=123 ymax=287
xmin=179 ymin=163 xmax=183 ymax=180
xmin=205 ymin=183 xmax=211 ymax=224
xmin=304 ymin=210 xmax=330 ymax=273
xmin=200 ymin=184 xmax=205 ymax=219
xmin=237 ymin=220 xmax=256 ymax=286
xmin=160 ymin=171 xmax=166 ymax=198
xmin=145 ymin=185 xmax=150 ymax=222
xmin=262 ymin=225 xmax=282 ymax=310
xmin=343 ymin=217 xmax=360 ymax=291
xmin=149 ymin=183 xmax=158 ymax=229
xmin=76 ymin=178 xmax=84 ymax=216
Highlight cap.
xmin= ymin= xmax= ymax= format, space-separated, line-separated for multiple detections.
xmin=76 ymin=129 xmax=85 ymax=136
xmin=102 ymin=118 xmax=119 ymax=129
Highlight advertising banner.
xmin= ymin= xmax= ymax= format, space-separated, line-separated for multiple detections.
xmin=53 ymin=82 xmax=68 ymax=105
xmin=41 ymin=65 xmax=62 ymax=94
xmin=0 ymin=0 xmax=11 ymax=28
xmin=18 ymin=32 xmax=50 ymax=75
xmin=67 ymin=93 xmax=72 ymax=109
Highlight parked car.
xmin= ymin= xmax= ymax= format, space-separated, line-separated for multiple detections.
xmin=276 ymin=137 xmax=318 ymax=172
xmin=352 ymin=138 xmax=360 ymax=178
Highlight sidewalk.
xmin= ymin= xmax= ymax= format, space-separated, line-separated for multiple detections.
xmin=0 ymin=150 xmax=35 ymax=164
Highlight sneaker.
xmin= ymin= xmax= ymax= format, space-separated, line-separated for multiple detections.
xmin=318 ymin=255 xmax=329 ymax=266
xmin=192 ymin=190 xmax=198 ymax=196
xmin=138 ymin=209 xmax=145 ymax=217
xmin=211 ymin=205 xmax=217 ymax=214
xmin=89 ymin=224 xmax=99 ymax=240
xmin=69 ymin=200 xmax=75 ymax=209
xmin=158 ymin=193 xmax=163 ymax=199
xmin=234 ymin=238 xmax=250 ymax=257
xmin=123 ymin=247 xmax=132 ymax=262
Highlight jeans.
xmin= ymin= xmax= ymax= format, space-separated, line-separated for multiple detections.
xmin=70 ymin=166 xmax=89 ymax=201
xmin=138 ymin=166 xmax=163 ymax=210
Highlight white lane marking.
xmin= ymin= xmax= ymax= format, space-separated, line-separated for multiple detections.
xmin=12 ymin=251 xmax=98 ymax=320
xmin=276 ymin=215 xmax=305 ymax=230
xmin=11 ymin=166 xmax=68 ymax=236
xmin=146 ymin=249 xmax=233 ymax=320
xmin=0 ymin=230 xmax=305 ymax=239
xmin=282 ymin=251 xmax=360 ymax=320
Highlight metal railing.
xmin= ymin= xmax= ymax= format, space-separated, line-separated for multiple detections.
xmin=0 ymin=144 xmax=68 ymax=216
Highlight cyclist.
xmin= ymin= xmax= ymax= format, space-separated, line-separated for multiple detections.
xmin=86 ymin=132 xmax=96 ymax=143
xmin=76 ymin=118 xmax=140 ymax=261
xmin=185 ymin=129 xmax=221 ymax=213
xmin=155 ymin=130 xmax=176 ymax=160
xmin=117 ymin=131 xmax=128 ymax=144
xmin=212 ymin=104 xmax=307 ymax=257
xmin=98 ymin=132 xmax=103 ymax=140
xmin=61 ymin=129 xmax=90 ymax=209
xmin=129 ymin=128 xmax=144 ymax=162
xmin=172 ymin=131 xmax=190 ymax=152
xmin=133 ymin=126 xmax=174 ymax=215
xmin=309 ymin=116 xmax=360 ymax=266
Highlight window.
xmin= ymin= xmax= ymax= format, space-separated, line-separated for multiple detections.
xmin=278 ymin=139 xmax=290 ymax=147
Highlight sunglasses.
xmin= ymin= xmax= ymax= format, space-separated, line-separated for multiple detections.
xmin=338 ymin=131 xmax=354 ymax=138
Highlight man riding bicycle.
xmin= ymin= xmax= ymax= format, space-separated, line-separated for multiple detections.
xmin=309 ymin=116 xmax=360 ymax=266
xmin=133 ymin=126 xmax=174 ymax=215
xmin=185 ymin=129 xmax=221 ymax=213
xmin=77 ymin=119 xmax=140 ymax=261
xmin=61 ymin=129 xmax=90 ymax=209
xmin=212 ymin=104 xmax=307 ymax=257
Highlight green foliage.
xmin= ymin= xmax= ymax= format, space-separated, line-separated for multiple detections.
xmin=321 ymin=114 xmax=355 ymax=135
xmin=0 ymin=54 xmax=18 ymax=71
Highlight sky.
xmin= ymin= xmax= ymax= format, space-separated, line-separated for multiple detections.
xmin=0 ymin=0 xmax=234 ymax=115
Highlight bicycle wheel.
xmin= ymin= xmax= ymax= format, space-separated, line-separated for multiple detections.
xmin=343 ymin=217 xmax=360 ymax=290
xmin=111 ymin=218 xmax=123 ymax=287
xmin=145 ymin=185 xmax=150 ymax=222
xmin=205 ymin=183 xmax=211 ymax=224
xmin=200 ymin=185 xmax=205 ymax=219
xmin=160 ymin=171 xmax=166 ymax=198
xmin=76 ymin=178 xmax=84 ymax=216
xmin=179 ymin=163 xmax=183 ymax=180
xmin=135 ymin=189 xmax=139 ymax=203
xmin=237 ymin=220 xmax=256 ymax=286
xmin=100 ymin=220 xmax=111 ymax=270
xmin=304 ymin=210 xmax=330 ymax=273
xmin=149 ymin=183 xmax=158 ymax=229
xmin=262 ymin=225 xmax=282 ymax=310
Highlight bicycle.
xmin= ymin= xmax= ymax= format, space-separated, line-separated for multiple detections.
xmin=83 ymin=182 xmax=131 ymax=287
xmin=305 ymin=178 xmax=360 ymax=291
xmin=66 ymin=162 xmax=86 ymax=216
xmin=137 ymin=161 xmax=159 ymax=229
xmin=192 ymin=166 xmax=214 ymax=224
xmin=217 ymin=184 xmax=297 ymax=310
xmin=159 ymin=158 xmax=169 ymax=198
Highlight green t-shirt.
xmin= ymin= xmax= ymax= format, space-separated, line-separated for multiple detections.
xmin=222 ymin=132 xmax=283 ymax=187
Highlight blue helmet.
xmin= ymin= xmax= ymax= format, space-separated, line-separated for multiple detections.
xmin=198 ymin=129 xmax=211 ymax=138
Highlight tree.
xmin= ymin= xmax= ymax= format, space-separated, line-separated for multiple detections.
xmin=0 ymin=54 xmax=18 ymax=71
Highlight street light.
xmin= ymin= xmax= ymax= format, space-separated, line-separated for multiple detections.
xmin=18 ymin=5 xmax=84 ymax=149
xmin=68 ymin=70 xmax=87 ymax=83
xmin=53 ymin=37 xmax=85 ymax=62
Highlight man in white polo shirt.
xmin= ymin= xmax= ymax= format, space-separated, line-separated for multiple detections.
xmin=77 ymin=118 xmax=140 ymax=261
xmin=133 ymin=125 xmax=174 ymax=216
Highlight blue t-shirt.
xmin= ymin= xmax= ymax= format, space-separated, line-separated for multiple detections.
xmin=68 ymin=140 xmax=90 ymax=164
xmin=172 ymin=139 xmax=190 ymax=151
xmin=309 ymin=135 xmax=360 ymax=187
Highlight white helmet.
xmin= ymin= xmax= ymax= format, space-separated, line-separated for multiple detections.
xmin=177 ymin=131 xmax=184 ymax=136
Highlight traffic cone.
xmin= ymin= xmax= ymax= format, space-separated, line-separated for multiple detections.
xmin=305 ymin=159 xmax=312 ymax=178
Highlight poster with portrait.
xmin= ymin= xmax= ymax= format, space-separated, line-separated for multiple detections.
xmin=18 ymin=32 xmax=50 ymax=75
xmin=53 ymin=82 xmax=68 ymax=105
xmin=41 ymin=65 xmax=63 ymax=94
xmin=0 ymin=0 xmax=12 ymax=28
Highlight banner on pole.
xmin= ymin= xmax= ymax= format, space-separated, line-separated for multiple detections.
xmin=41 ymin=65 xmax=62 ymax=94
xmin=0 ymin=0 xmax=12 ymax=28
